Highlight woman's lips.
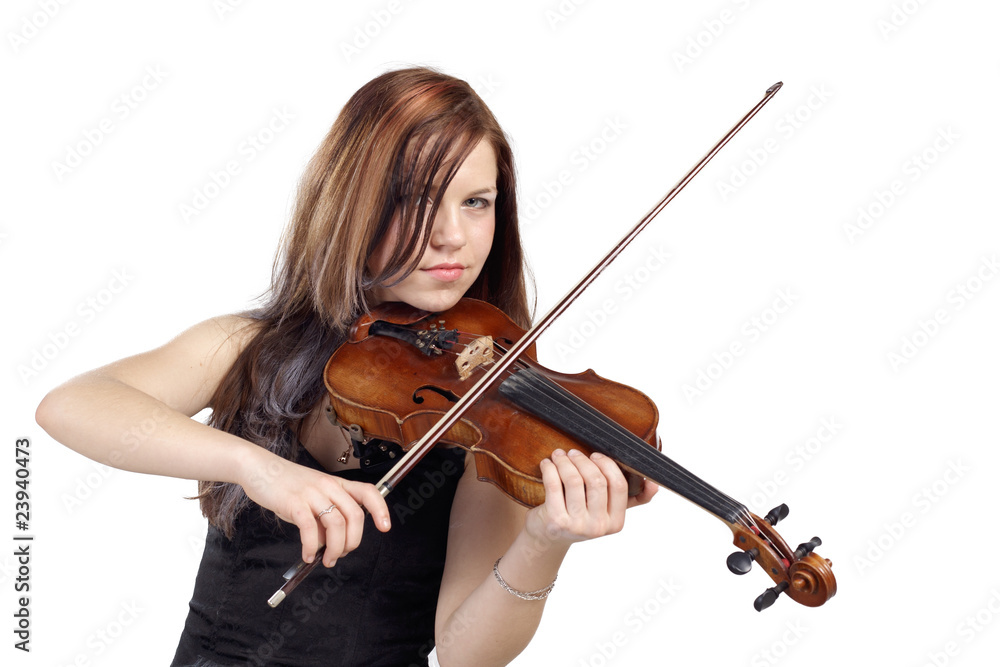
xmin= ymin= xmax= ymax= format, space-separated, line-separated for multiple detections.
xmin=422 ymin=264 xmax=465 ymax=281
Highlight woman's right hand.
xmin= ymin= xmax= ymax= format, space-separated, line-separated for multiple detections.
xmin=36 ymin=314 xmax=390 ymax=568
xmin=238 ymin=449 xmax=392 ymax=566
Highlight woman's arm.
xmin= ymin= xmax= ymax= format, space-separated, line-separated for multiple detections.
xmin=37 ymin=316 xmax=259 ymax=478
xmin=434 ymin=448 xmax=658 ymax=666
xmin=35 ymin=315 xmax=391 ymax=565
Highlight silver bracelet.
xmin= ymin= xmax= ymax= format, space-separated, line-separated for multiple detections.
xmin=492 ymin=557 xmax=557 ymax=601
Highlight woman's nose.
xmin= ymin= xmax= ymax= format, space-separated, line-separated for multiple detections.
xmin=429 ymin=205 xmax=466 ymax=249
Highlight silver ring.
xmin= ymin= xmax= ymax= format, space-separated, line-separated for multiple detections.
xmin=318 ymin=504 xmax=336 ymax=517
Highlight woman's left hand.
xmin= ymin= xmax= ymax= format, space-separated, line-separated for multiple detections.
xmin=524 ymin=448 xmax=657 ymax=547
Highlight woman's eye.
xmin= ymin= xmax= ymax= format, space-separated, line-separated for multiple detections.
xmin=464 ymin=197 xmax=489 ymax=208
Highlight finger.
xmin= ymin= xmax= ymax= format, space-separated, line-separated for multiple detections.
xmin=590 ymin=452 xmax=629 ymax=531
xmin=329 ymin=498 xmax=366 ymax=554
xmin=341 ymin=481 xmax=393 ymax=533
xmin=553 ymin=449 xmax=587 ymax=515
xmin=567 ymin=449 xmax=609 ymax=520
xmin=539 ymin=452 xmax=567 ymax=518
xmin=290 ymin=505 xmax=323 ymax=564
xmin=627 ymin=478 xmax=659 ymax=509
xmin=317 ymin=504 xmax=347 ymax=567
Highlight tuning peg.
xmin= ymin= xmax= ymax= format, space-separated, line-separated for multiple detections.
xmin=754 ymin=581 xmax=789 ymax=611
xmin=764 ymin=503 xmax=789 ymax=526
xmin=793 ymin=536 xmax=822 ymax=560
xmin=726 ymin=547 xmax=759 ymax=575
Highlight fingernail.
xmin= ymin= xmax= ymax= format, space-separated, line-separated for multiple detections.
xmin=381 ymin=517 xmax=391 ymax=529
xmin=568 ymin=449 xmax=582 ymax=458
xmin=552 ymin=449 xmax=565 ymax=457
xmin=591 ymin=452 xmax=604 ymax=460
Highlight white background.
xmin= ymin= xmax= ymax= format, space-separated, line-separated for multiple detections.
xmin=3 ymin=1 xmax=999 ymax=665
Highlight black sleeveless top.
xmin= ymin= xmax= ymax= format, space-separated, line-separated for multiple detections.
xmin=171 ymin=445 xmax=467 ymax=667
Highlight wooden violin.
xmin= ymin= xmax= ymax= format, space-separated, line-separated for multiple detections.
xmin=268 ymin=81 xmax=836 ymax=611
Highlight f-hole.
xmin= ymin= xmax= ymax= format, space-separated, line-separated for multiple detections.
xmin=493 ymin=337 xmax=516 ymax=353
xmin=413 ymin=385 xmax=460 ymax=404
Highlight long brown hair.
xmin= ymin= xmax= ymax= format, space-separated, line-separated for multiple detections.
xmin=199 ymin=67 xmax=531 ymax=537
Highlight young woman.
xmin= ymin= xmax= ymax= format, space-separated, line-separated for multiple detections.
xmin=36 ymin=67 xmax=656 ymax=667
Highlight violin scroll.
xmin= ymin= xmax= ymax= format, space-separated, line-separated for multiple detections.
xmin=786 ymin=552 xmax=836 ymax=607
xmin=728 ymin=505 xmax=836 ymax=611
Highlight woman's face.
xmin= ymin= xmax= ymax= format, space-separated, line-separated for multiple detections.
xmin=370 ymin=139 xmax=497 ymax=313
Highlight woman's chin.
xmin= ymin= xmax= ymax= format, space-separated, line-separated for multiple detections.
xmin=369 ymin=293 xmax=464 ymax=315
xmin=404 ymin=293 xmax=466 ymax=313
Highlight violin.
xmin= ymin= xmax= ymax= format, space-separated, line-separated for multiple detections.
xmin=268 ymin=82 xmax=837 ymax=611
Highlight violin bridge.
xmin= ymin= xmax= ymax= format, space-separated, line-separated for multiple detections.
xmin=456 ymin=336 xmax=494 ymax=380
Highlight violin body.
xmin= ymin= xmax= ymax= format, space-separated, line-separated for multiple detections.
xmin=326 ymin=298 xmax=660 ymax=506
xmin=325 ymin=298 xmax=836 ymax=610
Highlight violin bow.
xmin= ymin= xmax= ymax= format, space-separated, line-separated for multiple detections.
xmin=269 ymin=81 xmax=785 ymax=607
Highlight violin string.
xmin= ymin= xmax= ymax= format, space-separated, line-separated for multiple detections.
xmin=504 ymin=355 xmax=758 ymax=529
xmin=442 ymin=335 xmax=768 ymax=547
xmin=446 ymin=333 xmax=754 ymax=525
xmin=511 ymin=367 xmax=748 ymax=523
xmin=448 ymin=333 xmax=758 ymax=529
xmin=450 ymin=334 xmax=739 ymax=517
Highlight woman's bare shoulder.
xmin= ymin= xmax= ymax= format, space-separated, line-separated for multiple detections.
xmin=123 ymin=313 xmax=260 ymax=369
xmin=88 ymin=313 xmax=264 ymax=416
xmin=176 ymin=313 xmax=262 ymax=354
